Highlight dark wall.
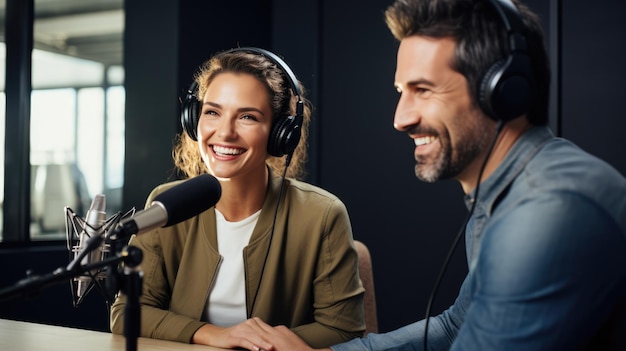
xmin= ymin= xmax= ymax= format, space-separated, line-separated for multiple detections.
xmin=272 ymin=0 xmax=322 ymax=181
xmin=560 ymin=1 xmax=626 ymax=174
xmin=122 ymin=0 xmax=179 ymax=208
xmin=2 ymin=0 xmax=625 ymax=337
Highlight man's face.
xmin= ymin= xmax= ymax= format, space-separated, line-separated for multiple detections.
xmin=393 ymin=35 xmax=493 ymax=183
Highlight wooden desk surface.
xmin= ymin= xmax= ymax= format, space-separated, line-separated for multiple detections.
xmin=0 ymin=319 xmax=228 ymax=351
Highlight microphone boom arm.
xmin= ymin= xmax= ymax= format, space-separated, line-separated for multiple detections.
xmin=0 ymin=245 xmax=142 ymax=302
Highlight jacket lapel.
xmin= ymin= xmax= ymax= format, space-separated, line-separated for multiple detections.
xmin=244 ymin=174 xmax=286 ymax=316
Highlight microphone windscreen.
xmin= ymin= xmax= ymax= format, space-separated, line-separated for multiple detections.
xmin=153 ymin=174 xmax=222 ymax=227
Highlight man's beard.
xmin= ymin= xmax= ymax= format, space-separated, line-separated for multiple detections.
xmin=414 ymin=118 xmax=491 ymax=183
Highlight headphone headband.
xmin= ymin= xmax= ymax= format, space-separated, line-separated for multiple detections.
xmin=227 ymin=47 xmax=303 ymax=97
xmin=488 ymin=0 xmax=528 ymax=52
xmin=224 ymin=47 xmax=304 ymax=119
xmin=478 ymin=0 xmax=535 ymax=122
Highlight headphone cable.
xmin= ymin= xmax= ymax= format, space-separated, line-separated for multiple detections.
xmin=422 ymin=120 xmax=504 ymax=350
xmin=248 ymin=154 xmax=291 ymax=317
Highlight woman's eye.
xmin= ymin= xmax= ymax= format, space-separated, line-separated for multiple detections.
xmin=241 ymin=114 xmax=258 ymax=121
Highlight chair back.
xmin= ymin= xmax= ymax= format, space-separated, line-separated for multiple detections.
xmin=354 ymin=240 xmax=378 ymax=335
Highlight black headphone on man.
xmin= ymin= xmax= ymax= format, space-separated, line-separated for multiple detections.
xmin=180 ymin=47 xmax=304 ymax=158
xmin=423 ymin=1 xmax=537 ymax=347
xmin=478 ymin=0 xmax=535 ymax=123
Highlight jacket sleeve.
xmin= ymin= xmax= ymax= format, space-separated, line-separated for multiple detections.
xmin=291 ymin=197 xmax=366 ymax=347
xmin=109 ymin=227 xmax=207 ymax=343
xmin=110 ymin=182 xmax=207 ymax=343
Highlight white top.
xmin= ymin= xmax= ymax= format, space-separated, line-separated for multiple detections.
xmin=203 ymin=208 xmax=260 ymax=326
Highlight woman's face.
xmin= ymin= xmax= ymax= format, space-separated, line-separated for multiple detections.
xmin=197 ymin=72 xmax=273 ymax=181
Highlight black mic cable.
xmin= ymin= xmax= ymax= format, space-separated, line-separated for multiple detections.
xmin=423 ymin=120 xmax=504 ymax=350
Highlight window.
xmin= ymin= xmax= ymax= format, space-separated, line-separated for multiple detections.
xmin=0 ymin=0 xmax=124 ymax=243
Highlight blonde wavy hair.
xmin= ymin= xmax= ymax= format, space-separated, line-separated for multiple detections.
xmin=173 ymin=49 xmax=312 ymax=180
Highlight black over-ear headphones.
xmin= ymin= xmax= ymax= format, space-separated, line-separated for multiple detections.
xmin=180 ymin=47 xmax=304 ymax=157
xmin=479 ymin=0 xmax=535 ymax=122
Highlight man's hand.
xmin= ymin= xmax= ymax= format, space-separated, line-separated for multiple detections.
xmin=253 ymin=317 xmax=332 ymax=351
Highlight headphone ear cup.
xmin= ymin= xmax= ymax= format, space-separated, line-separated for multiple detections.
xmin=181 ymin=85 xmax=200 ymax=141
xmin=479 ymin=55 xmax=534 ymax=122
xmin=267 ymin=115 xmax=302 ymax=157
xmin=479 ymin=60 xmax=506 ymax=121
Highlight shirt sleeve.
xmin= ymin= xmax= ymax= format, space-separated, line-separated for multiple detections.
xmin=330 ymin=275 xmax=469 ymax=351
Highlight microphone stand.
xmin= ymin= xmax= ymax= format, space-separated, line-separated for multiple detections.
xmin=120 ymin=265 xmax=142 ymax=351
xmin=0 ymin=234 xmax=144 ymax=351
xmin=107 ymin=225 xmax=143 ymax=351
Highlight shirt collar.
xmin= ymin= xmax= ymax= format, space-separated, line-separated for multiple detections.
xmin=463 ymin=125 xmax=554 ymax=215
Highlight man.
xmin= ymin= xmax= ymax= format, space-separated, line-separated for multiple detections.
xmin=253 ymin=0 xmax=626 ymax=350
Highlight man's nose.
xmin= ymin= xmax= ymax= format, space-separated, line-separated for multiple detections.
xmin=393 ymin=93 xmax=420 ymax=132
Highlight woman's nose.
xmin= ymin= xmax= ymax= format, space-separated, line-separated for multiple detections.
xmin=216 ymin=118 xmax=236 ymax=138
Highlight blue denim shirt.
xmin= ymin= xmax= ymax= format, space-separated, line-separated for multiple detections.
xmin=333 ymin=126 xmax=626 ymax=351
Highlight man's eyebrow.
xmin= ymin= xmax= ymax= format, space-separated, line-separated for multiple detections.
xmin=406 ymin=78 xmax=436 ymax=87
xmin=395 ymin=78 xmax=436 ymax=91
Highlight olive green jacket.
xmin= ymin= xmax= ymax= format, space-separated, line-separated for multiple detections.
xmin=110 ymin=174 xmax=365 ymax=348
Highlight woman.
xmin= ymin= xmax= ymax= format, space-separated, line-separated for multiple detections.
xmin=110 ymin=47 xmax=365 ymax=350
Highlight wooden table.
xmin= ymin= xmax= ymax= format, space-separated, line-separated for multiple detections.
xmin=0 ymin=318 xmax=229 ymax=350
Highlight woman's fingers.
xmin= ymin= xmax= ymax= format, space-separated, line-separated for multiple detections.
xmin=235 ymin=318 xmax=275 ymax=351
xmin=250 ymin=318 xmax=314 ymax=351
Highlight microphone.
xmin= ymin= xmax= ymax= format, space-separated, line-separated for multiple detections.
xmin=74 ymin=194 xmax=107 ymax=299
xmin=65 ymin=195 xmax=135 ymax=307
xmin=111 ymin=174 xmax=222 ymax=239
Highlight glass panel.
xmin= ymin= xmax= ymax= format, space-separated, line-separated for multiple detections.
xmin=77 ymin=88 xmax=105 ymax=198
xmin=32 ymin=50 xmax=105 ymax=89
xmin=108 ymin=65 xmax=125 ymax=86
xmin=0 ymin=0 xmax=5 ymax=240
xmin=29 ymin=0 xmax=125 ymax=241
xmin=30 ymin=89 xmax=79 ymax=239
xmin=0 ymin=92 xmax=4 ymax=241
xmin=0 ymin=1 xmax=124 ymax=243
xmin=106 ymin=85 xmax=125 ymax=214
xmin=0 ymin=42 xmax=4 ymax=90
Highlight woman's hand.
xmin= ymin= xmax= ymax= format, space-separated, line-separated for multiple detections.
xmin=192 ymin=318 xmax=275 ymax=351
xmin=253 ymin=317 xmax=331 ymax=351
